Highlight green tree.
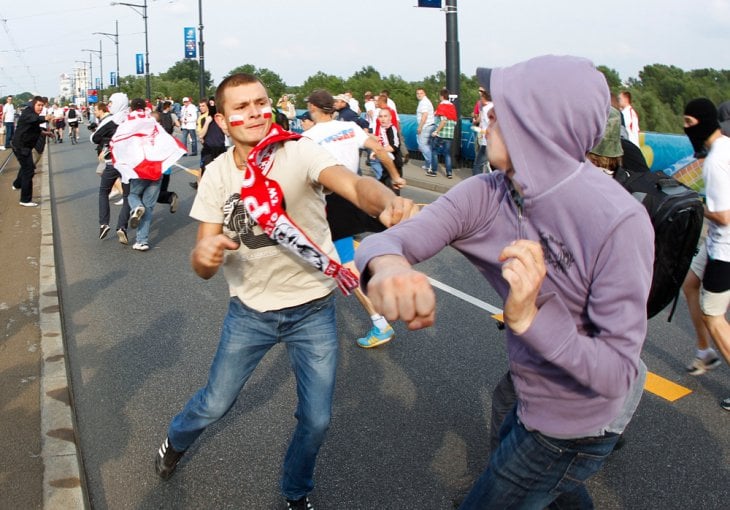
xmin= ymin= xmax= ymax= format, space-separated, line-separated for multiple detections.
xmin=160 ymin=59 xmax=212 ymax=94
xmin=224 ymin=64 xmax=287 ymax=102
xmin=299 ymin=71 xmax=345 ymax=105
xmin=597 ymin=66 xmax=622 ymax=92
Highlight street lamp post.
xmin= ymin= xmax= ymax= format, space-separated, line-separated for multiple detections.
xmin=74 ymin=60 xmax=89 ymax=106
xmin=83 ymin=43 xmax=104 ymax=91
xmin=198 ymin=0 xmax=205 ymax=101
xmin=94 ymin=20 xmax=120 ymax=89
xmin=111 ymin=0 xmax=150 ymax=99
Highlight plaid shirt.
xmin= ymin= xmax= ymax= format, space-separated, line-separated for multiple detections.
xmin=435 ymin=116 xmax=456 ymax=139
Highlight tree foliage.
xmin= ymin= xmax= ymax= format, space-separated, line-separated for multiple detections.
xmin=110 ymin=61 xmax=730 ymax=134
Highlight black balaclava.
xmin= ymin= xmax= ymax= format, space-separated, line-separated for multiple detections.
xmin=684 ymin=98 xmax=720 ymax=158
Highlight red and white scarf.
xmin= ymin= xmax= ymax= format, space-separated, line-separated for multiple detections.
xmin=240 ymin=123 xmax=359 ymax=295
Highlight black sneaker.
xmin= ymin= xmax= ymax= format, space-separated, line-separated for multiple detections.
xmin=286 ymin=496 xmax=313 ymax=510
xmin=189 ymin=181 xmax=198 ymax=190
xmin=116 ymin=228 xmax=128 ymax=245
xmin=169 ymin=192 xmax=179 ymax=214
xmin=99 ymin=224 xmax=111 ymax=240
xmin=155 ymin=437 xmax=185 ymax=480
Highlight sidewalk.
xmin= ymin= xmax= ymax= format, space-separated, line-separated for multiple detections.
xmin=0 ymin=148 xmax=85 ymax=510
xmin=399 ymin=155 xmax=473 ymax=194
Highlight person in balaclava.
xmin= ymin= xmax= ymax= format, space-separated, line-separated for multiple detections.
xmin=356 ymin=55 xmax=654 ymax=508
xmin=683 ymin=98 xmax=730 ymax=412
xmin=93 ymin=91 xmax=130 ymax=243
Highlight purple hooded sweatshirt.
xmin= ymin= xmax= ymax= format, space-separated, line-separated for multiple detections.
xmin=355 ymin=55 xmax=654 ymax=438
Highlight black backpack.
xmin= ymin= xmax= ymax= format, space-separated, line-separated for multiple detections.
xmin=160 ymin=111 xmax=174 ymax=134
xmin=614 ymin=167 xmax=704 ymax=319
xmin=68 ymin=108 xmax=77 ymax=120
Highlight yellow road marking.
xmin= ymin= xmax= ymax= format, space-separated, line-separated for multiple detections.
xmin=644 ymin=372 xmax=692 ymax=402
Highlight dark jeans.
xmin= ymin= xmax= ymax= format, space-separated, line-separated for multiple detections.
xmin=98 ymin=163 xmax=130 ymax=229
xmin=12 ymin=147 xmax=35 ymax=203
xmin=460 ymin=406 xmax=619 ymax=509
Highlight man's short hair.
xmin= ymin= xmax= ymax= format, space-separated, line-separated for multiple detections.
xmin=440 ymin=87 xmax=450 ymax=99
xmin=215 ymin=73 xmax=266 ymax=115
xmin=620 ymin=91 xmax=632 ymax=102
xmin=306 ymin=89 xmax=335 ymax=114
xmin=130 ymin=98 xmax=147 ymax=110
xmin=163 ymin=101 xmax=172 ymax=109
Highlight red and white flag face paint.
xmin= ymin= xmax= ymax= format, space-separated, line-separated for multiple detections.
xmin=261 ymin=106 xmax=272 ymax=119
xmin=229 ymin=114 xmax=245 ymax=127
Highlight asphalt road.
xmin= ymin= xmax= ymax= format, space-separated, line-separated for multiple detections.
xmin=47 ymin=140 xmax=729 ymax=509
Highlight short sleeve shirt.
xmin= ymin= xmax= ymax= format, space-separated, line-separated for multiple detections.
xmin=703 ymin=135 xmax=730 ymax=261
xmin=190 ymin=139 xmax=341 ymax=311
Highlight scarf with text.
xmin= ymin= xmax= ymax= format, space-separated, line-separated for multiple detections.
xmin=240 ymin=123 xmax=359 ymax=295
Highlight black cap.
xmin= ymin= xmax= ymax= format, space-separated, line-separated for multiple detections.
xmin=305 ymin=89 xmax=334 ymax=114
xmin=297 ymin=111 xmax=312 ymax=121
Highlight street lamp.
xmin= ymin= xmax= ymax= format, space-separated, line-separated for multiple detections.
xmin=82 ymin=42 xmax=104 ymax=91
xmin=197 ymin=0 xmax=205 ymax=101
xmin=111 ymin=0 xmax=150 ymax=99
xmin=94 ymin=20 xmax=120 ymax=89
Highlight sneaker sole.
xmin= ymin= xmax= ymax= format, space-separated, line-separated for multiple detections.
xmin=129 ymin=209 xmax=144 ymax=229
xmin=117 ymin=230 xmax=128 ymax=245
xmin=357 ymin=335 xmax=394 ymax=349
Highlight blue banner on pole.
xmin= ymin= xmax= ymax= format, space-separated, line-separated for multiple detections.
xmin=95 ymin=77 xmax=101 ymax=89
xmin=184 ymin=27 xmax=196 ymax=59
xmin=418 ymin=0 xmax=442 ymax=7
xmin=110 ymin=72 xmax=117 ymax=87
xmin=136 ymin=53 xmax=144 ymax=75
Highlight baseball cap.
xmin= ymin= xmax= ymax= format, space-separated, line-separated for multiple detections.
xmin=297 ymin=111 xmax=312 ymax=121
xmin=332 ymin=94 xmax=349 ymax=103
xmin=182 ymin=97 xmax=190 ymax=103
xmin=305 ymin=89 xmax=334 ymax=113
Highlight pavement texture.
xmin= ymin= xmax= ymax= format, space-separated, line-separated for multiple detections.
xmin=0 ymin=147 xmax=472 ymax=510
xmin=1 ymin=147 xmax=85 ymax=510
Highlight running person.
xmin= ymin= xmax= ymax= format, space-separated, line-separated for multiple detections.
xmin=52 ymin=104 xmax=65 ymax=143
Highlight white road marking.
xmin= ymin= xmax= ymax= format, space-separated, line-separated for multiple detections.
xmin=427 ymin=277 xmax=503 ymax=315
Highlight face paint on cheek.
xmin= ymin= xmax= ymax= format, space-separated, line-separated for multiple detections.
xmin=260 ymin=106 xmax=272 ymax=119
xmin=229 ymin=114 xmax=245 ymax=127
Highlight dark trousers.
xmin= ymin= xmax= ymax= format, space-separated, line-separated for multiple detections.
xmin=98 ymin=163 xmax=130 ymax=229
xmin=157 ymin=173 xmax=174 ymax=204
xmin=12 ymin=148 xmax=35 ymax=203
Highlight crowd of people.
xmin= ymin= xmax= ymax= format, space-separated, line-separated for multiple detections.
xmin=2 ymin=54 xmax=729 ymax=509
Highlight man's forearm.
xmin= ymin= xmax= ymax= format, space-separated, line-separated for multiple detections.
xmin=354 ymin=177 xmax=396 ymax=216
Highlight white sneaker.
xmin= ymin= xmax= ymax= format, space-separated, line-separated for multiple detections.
xmin=132 ymin=242 xmax=150 ymax=251
xmin=109 ymin=189 xmax=122 ymax=199
xmin=0 ymin=145 xmax=6 ymax=150
xmin=19 ymin=201 xmax=39 ymax=207
xmin=129 ymin=205 xmax=145 ymax=228
xmin=113 ymin=198 xmax=124 ymax=206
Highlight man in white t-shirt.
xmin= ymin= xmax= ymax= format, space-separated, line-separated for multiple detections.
xmin=682 ymin=97 xmax=730 ymax=412
xmin=178 ymin=97 xmax=199 ymax=156
xmin=415 ymin=87 xmax=435 ymax=172
xmin=363 ymin=91 xmax=377 ymax=133
xmin=618 ymin=91 xmax=640 ymax=147
xmin=2 ymin=95 xmax=16 ymax=148
xmin=154 ymin=74 xmax=417 ymax=509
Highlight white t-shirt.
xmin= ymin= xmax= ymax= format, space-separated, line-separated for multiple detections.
xmin=348 ymin=98 xmax=361 ymax=114
xmin=703 ymin=135 xmax=730 ymax=261
xmin=365 ymin=100 xmax=377 ymax=132
xmin=621 ymin=105 xmax=640 ymax=147
xmin=302 ymin=120 xmax=369 ymax=174
xmin=416 ymin=96 xmax=434 ymax=128
xmin=3 ymin=102 xmax=15 ymax=123
xmin=180 ymin=104 xmax=198 ymax=129
xmin=190 ymin=140 xmax=340 ymax=312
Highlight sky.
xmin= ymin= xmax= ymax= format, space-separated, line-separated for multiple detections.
xmin=1 ymin=0 xmax=729 ymax=99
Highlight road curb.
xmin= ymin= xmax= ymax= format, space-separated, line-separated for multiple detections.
xmin=38 ymin=148 xmax=86 ymax=510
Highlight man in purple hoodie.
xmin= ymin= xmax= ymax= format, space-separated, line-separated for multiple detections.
xmin=355 ymin=55 xmax=654 ymax=508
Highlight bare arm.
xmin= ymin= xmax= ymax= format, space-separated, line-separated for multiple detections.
xmin=417 ymin=111 xmax=427 ymax=134
xmin=363 ymin=136 xmax=406 ymax=189
xmin=318 ymin=165 xmax=418 ymax=227
xmin=704 ymin=206 xmax=730 ymax=226
xmin=432 ymin=117 xmax=447 ymax=137
xmin=191 ymin=222 xmax=240 ymax=279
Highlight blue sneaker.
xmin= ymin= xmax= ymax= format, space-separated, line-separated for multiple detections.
xmin=356 ymin=325 xmax=394 ymax=349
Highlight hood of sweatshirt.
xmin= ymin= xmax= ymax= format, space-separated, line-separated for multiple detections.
xmin=488 ymin=55 xmax=609 ymax=200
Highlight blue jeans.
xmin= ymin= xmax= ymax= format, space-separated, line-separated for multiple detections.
xmin=168 ymin=293 xmax=338 ymax=500
xmin=4 ymin=122 xmax=14 ymax=146
xmin=431 ymin=136 xmax=453 ymax=176
xmin=369 ymin=158 xmax=384 ymax=180
xmin=459 ymin=407 xmax=619 ymax=510
xmin=472 ymin=145 xmax=489 ymax=176
xmin=128 ymin=178 xmax=160 ymax=244
xmin=418 ymin=124 xmax=435 ymax=168
xmin=180 ymin=128 xmax=197 ymax=154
